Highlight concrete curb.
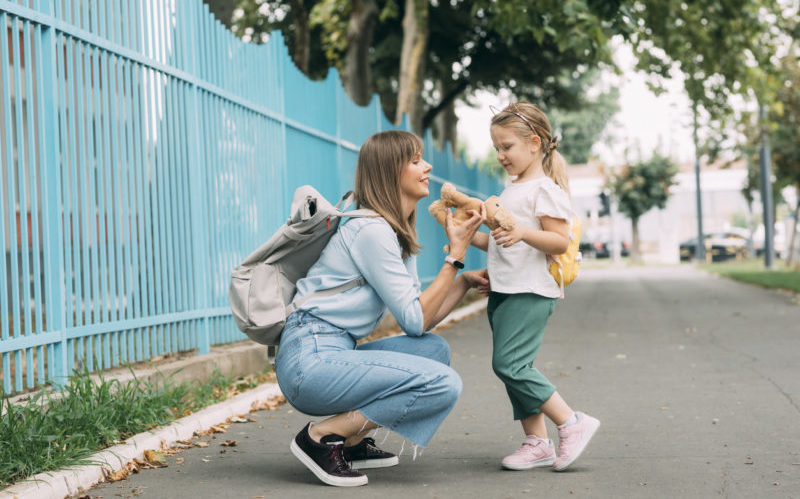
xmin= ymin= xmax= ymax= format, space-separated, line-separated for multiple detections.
xmin=0 ymin=384 xmax=282 ymax=499
xmin=0 ymin=299 xmax=488 ymax=499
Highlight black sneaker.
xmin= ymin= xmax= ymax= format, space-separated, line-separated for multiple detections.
xmin=343 ymin=437 xmax=400 ymax=469
xmin=289 ymin=423 xmax=368 ymax=487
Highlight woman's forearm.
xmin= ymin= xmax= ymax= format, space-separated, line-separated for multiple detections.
xmin=427 ymin=274 xmax=470 ymax=328
xmin=419 ymin=262 xmax=461 ymax=331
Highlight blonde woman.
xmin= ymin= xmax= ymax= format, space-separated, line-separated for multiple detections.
xmin=275 ymin=130 xmax=488 ymax=487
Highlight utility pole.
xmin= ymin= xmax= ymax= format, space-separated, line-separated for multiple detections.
xmin=693 ymin=108 xmax=706 ymax=261
xmin=759 ymin=104 xmax=775 ymax=269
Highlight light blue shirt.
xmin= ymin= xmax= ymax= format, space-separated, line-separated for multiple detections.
xmin=292 ymin=217 xmax=424 ymax=339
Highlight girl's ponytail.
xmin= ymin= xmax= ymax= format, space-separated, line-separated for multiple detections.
xmin=543 ymin=144 xmax=570 ymax=197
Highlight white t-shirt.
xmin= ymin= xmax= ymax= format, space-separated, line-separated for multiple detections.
xmin=487 ymin=176 xmax=572 ymax=298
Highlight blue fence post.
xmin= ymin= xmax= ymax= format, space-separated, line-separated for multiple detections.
xmin=187 ymin=1 xmax=211 ymax=354
xmin=36 ymin=0 xmax=68 ymax=386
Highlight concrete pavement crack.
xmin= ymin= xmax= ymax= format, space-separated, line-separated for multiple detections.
xmin=706 ymin=326 xmax=800 ymax=416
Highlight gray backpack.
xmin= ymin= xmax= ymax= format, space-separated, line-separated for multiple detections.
xmin=229 ymin=185 xmax=377 ymax=346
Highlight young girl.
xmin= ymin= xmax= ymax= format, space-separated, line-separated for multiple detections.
xmin=472 ymin=102 xmax=600 ymax=472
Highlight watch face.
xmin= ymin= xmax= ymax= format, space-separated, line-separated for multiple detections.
xmin=447 ymin=256 xmax=464 ymax=269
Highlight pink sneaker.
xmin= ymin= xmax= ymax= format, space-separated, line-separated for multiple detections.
xmin=501 ymin=436 xmax=556 ymax=470
xmin=553 ymin=411 xmax=600 ymax=471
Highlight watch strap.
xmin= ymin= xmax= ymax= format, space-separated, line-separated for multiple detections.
xmin=445 ymin=255 xmax=465 ymax=269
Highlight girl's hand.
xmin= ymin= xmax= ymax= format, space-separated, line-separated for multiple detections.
xmin=462 ymin=269 xmax=490 ymax=295
xmin=491 ymin=225 xmax=525 ymax=248
xmin=446 ymin=204 xmax=486 ymax=259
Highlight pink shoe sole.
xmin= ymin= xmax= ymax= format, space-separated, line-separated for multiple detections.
xmin=502 ymin=456 xmax=555 ymax=471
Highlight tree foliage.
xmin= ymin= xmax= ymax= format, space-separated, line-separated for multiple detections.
xmin=607 ymin=153 xmax=678 ymax=260
xmin=232 ymin=0 xmax=633 ymax=134
xmin=630 ymin=0 xmax=783 ymax=159
xmin=548 ymin=74 xmax=620 ymax=165
xmin=609 ymin=154 xmax=678 ymax=220
xmin=770 ymin=54 xmax=800 ymax=194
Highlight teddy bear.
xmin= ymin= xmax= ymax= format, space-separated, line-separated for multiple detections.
xmin=428 ymin=182 xmax=515 ymax=252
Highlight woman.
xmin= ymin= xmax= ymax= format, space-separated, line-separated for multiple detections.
xmin=275 ymin=130 xmax=488 ymax=487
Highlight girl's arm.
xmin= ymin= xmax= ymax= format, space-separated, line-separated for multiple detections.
xmin=471 ymin=232 xmax=490 ymax=251
xmin=491 ymin=215 xmax=569 ymax=254
xmin=419 ymin=207 xmax=485 ymax=331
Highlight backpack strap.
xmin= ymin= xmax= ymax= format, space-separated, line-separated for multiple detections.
xmin=285 ymin=276 xmax=367 ymax=316
xmin=335 ymin=191 xmax=381 ymax=219
xmin=341 ymin=208 xmax=380 ymax=218
xmin=336 ymin=191 xmax=357 ymax=211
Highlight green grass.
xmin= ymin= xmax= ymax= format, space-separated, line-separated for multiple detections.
xmin=0 ymin=367 xmax=272 ymax=488
xmin=699 ymin=260 xmax=800 ymax=293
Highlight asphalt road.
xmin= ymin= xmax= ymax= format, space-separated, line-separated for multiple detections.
xmin=89 ymin=265 xmax=800 ymax=499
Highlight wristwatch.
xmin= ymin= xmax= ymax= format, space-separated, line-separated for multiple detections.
xmin=445 ymin=255 xmax=465 ymax=269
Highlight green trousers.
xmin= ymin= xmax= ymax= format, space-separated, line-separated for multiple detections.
xmin=487 ymin=292 xmax=557 ymax=420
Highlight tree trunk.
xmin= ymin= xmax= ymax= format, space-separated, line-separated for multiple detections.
xmin=342 ymin=0 xmax=378 ymax=106
xmin=203 ymin=0 xmax=236 ymax=29
xmin=787 ymin=189 xmax=800 ymax=267
xmin=288 ymin=0 xmax=311 ymax=75
xmin=631 ymin=217 xmax=641 ymax=262
xmin=395 ymin=0 xmax=428 ymax=133
xmin=422 ymin=79 xmax=468 ymax=131
xmin=435 ymin=97 xmax=457 ymax=154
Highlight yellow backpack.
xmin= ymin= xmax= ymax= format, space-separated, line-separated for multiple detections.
xmin=549 ymin=217 xmax=582 ymax=297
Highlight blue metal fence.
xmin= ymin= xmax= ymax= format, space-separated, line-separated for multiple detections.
xmin=0 ymin=0 xmax=502 ymax=395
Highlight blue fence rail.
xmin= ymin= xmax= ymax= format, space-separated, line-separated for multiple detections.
xmin=0 ymin=0 xmax=502 ymax=395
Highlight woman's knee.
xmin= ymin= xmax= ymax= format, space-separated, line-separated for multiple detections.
xmin=424 ymin=334 xmax=452 ymax=365
xmin=434 ymin=367 xmax=462 ymax=409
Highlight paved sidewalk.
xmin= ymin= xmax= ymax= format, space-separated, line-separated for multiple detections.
xmin=84 ymin=265 xmax=799 ymax=498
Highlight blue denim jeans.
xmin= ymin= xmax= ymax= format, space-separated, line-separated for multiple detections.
xmin=274 ymin=311 xmax=462 ymax=447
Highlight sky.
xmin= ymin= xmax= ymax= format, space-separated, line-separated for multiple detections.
xmin=455 ymin=40 xmax=697 ymax=167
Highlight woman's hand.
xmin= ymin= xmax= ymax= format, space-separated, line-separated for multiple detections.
xmin=446 ymin=204 xmax=486 ymax=259
xmin=461 ymin=269 xmax=490 ymax=295
xmin=491 ymin=225 xmax=525 ymax=248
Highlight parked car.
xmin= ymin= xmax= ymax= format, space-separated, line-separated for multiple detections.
xmin=580 ymin=237 xmax=629 ymax=258
xmin=679 ymin=231 xmax=749 ymax=262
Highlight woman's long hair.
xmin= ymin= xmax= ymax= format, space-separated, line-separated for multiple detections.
xmin=490 ymin=102 xmax=570 ymax=195
xmin=354 ymin=130 xmax=423 ymax=258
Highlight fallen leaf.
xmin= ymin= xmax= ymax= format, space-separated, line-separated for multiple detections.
xmin=195 ymin=441 xmax=210 ymax=448
xmin=744 ymin=461 xmax=754 ymax=465
xmin=103 ymin=466 xmax=130 ymax=482
xmin=176 ymin=457 xmax=184 ymax=464
xmin=230 ymin=416 xmax=249 ymax=423
xmin=221 ymin=440 xmax=238 ymax=447
xmin=251 ymin=395 xmax=287 ymax=412
xmin=143 ymin=450 xmax=168 ymax=467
